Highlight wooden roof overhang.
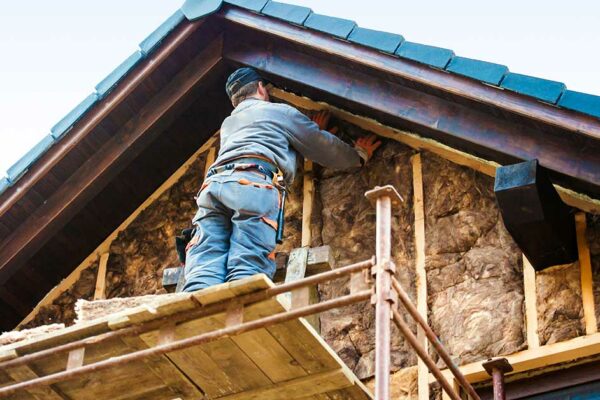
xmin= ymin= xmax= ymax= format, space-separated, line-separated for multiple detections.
xmin=0 ymin=4 xmax=599 ymax=329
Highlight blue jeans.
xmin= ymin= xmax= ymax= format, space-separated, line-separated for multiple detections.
xmin=182 ymin=169 xmax=280 ymax=292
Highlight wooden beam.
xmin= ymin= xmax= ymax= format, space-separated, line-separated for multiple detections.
xmin=412 ymin=154 xmax=429 ymax=400
xmin=18 ymin=133 xmax=220 ymax=328
xmin=0 ymin=36 xmax=224 ymax=286
xmin=269 ymin=88 xmax=600 ymax=214
xmin=93 ymin=253 xmax=109 ymax=300
xmin=299 ymin=159 xmax=319 ymax=330
xmin=576 ymin=212 xmax=597 ymax=335
xmin=523 ymin=256 xmax=540 ymax=349
xmin=222 ymin=7 xmax=600 ymax=141
xmin=434 ymin=332 xmax=600 ymax=385
xmin=301 ymin=159 xmax=314 ymax=247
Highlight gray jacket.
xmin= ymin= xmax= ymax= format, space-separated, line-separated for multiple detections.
xmin=215 ymin=98 xmax=361 ymax=184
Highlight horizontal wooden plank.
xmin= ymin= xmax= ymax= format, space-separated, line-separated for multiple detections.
xmin=217 ymin=369 xmax=353 ymax=400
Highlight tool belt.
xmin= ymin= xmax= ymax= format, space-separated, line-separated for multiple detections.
xmin=207 ymin=156 xmax=279 ymax=181
xmin=205 ymin=155 xmax=287 ymax=244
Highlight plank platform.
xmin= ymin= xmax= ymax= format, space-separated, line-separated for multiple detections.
xmin=0 ymin=275 xmax=372 ymax=400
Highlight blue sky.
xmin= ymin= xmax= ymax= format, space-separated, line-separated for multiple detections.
xmin=1 ymin=0 xmax=599 ymax=177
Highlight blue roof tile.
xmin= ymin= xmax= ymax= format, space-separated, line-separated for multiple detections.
xmin=558 ymin=90 xmax=600 ymax=119
xmin=446 ymin=57 xmax=508 ymax=85
xmin=501 ymin=73 xmax=565 ymax=104
xmin=303 ymin=13 xmax=356 ymax=39
xmin=225 ymin=0 xmax=269 ymax=12
xmin=262 ymin=1 xmax=311 ymax=25
xmin=139 ymin=10 xmax=185 ymax=55
xmin=95 ymin=51 xmax=144 ymax=98
xmin=396 ymin=42 xmax=454 ymax=69
xmin=50 ymin=93 xmax=99 ymax=139
xmin=0 ymin=177 xmax=10 ymax=195
xmin=7 ymin=135 xmax=55 ymax=181
xmin=348 ymin=27 xmax=403 ymax=53
xmin=181 ymin=0 xmax=223 ymax=20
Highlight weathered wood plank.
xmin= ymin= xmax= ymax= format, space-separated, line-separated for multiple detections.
xmin=216 ymin=369 xmax=352 ymax=400
xmin=93 ymin=253 xmax=109 ymax=300
xmin=121 ymin=335 xmax=205 ymax=399
xmin=576 ymin=212 xmax=597 ymax=335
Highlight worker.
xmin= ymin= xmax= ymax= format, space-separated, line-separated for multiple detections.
xmin=183 ymin=67 xmax=381 ymax=292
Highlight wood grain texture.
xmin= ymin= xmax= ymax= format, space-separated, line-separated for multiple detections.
xmin=412 ymin=154 xmax=429 ymax=400
xmin=576 ymin=212 xmax=597 ymax=335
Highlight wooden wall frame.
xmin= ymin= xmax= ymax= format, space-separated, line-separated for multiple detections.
xmin=17 ymin=133 xmax=220 ymax=328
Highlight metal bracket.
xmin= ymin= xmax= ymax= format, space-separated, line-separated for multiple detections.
xmin=364 ymin=185 xmax=404 ymax=207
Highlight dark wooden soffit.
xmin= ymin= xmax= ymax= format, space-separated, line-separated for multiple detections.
xmin=219 ymin=8 xmax=600 ymax=199
xmin=0 ymin=35 xmax=224 ymax=286
xmin=220 ymin=7 xmax=600 ymax=141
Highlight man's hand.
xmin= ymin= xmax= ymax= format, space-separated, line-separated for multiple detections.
xmin=311 ymin=110 xmax=338 ymax=135
xmin=355 ymin=135 xmax=382 ymax=164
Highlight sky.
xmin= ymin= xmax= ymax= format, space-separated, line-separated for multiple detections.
xmin=0 ymin=0 xmax=599 ymax=177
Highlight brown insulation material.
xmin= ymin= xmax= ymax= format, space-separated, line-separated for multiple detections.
xmin=0 ymin=323 xmax=65 ymax=346
xmin=317 ymin=139 xmax=417 ymax=379
xmin=423 ymin=153 xmax=525 ymax=365
xmin=21 ymin=260 xmax=99 ymax=329
xmin=536 ymin=262 xmax=584 ymax=345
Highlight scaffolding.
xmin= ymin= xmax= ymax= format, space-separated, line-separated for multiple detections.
xmin=0 ymin=185 xmax=489 ymax=400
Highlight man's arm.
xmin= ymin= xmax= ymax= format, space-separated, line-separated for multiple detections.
xmin=283 ymin=107 xmax=362 ymax=170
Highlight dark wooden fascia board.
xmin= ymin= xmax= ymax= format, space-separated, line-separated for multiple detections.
xmin=0 ymin=35 xmax=225 ymax=285
xmin=0 ymin=18 xmax=206 ymax=222
xmin=219 ymin=7 xmax=600 ymax=141
xmin=223 ymin=34 xmax=600 ymax=198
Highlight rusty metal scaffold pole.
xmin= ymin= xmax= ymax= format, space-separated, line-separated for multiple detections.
xmin=366 ymin=185 xmax=403 ymax=400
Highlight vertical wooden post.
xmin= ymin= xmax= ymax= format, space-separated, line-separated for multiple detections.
xmin=94 ymin=253 xmax=110 ymax=300
xmin=523 ymin=256 xmax=540 ymax=349
xmin=412 ymin=154 xmax=430 ymax=400
xmin=300 ymin=159 xmax=320 ymax=330
xmin=302 ymin=160 xmax=314 ymax=247
xmin=576 ymin=212 xmax=597 ymax=335
xmin=204 ymin=147 xmax=216 ymax=178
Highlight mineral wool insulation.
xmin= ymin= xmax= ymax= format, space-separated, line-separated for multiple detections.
xmin=20 ymin=116 xmax=600 ymax=382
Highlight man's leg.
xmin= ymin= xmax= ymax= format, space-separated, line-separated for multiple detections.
xmin=220 ymin=171 xmax=280 ymax=282
xmin=183 ymin=184 xmax=232 ymax=292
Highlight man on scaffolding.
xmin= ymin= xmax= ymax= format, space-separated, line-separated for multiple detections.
xmin=183 ymin=67 xmax=381 ymax=292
